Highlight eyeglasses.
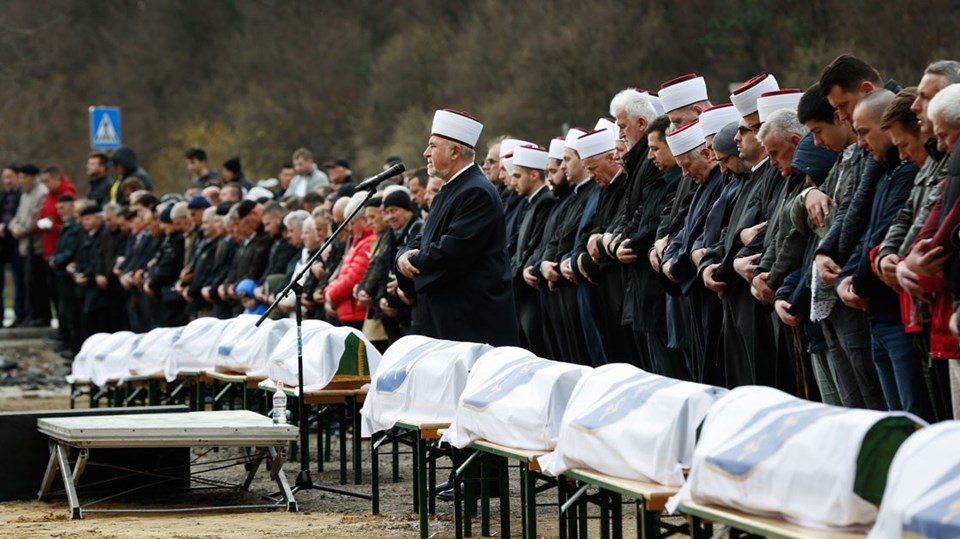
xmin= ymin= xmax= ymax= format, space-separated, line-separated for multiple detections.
xmin=716 ymin=154 xmax=735 ymax=165
xmin=736 ymin=123 xmax=762 ymax=135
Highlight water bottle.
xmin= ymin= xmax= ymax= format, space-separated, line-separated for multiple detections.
xmin=273 ymin=381 xmax=287 ymax=425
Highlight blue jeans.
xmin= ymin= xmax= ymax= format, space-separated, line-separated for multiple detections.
xmin=869 ymin=320 xmax=934 ymax=421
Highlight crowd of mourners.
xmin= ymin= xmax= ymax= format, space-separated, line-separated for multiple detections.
xmin=4 ymin=54 xmax=960 ymax=424
xmin=0 ymin=147 xmax=429 ymax=356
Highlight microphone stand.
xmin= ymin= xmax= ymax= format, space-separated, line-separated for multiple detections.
xmin=256 ymin=187 xmax=378 ymax=498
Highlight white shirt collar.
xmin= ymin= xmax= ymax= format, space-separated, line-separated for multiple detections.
xmin=751 ymin=156 xmax=769 ymax=172
xmin=573 ymin=176 xmax=592 ymax=193
xmin=444 ymin=163 xmax=474 ymax=186
xmin=528 ymin=184 xmax=547 ymax=201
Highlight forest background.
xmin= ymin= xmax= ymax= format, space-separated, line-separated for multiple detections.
xmin=0 ymin=0 xmax=952 ymax=193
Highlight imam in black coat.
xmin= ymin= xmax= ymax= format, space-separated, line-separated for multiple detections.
xmin=398 ymin=163 xmax=519 ymax=347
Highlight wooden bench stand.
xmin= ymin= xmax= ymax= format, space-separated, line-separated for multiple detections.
xmin=561 ymin=468 xmax=684 ymax=539
xmin=371 ymin=420 xmax=452 ymax=538
xmin=258 ymin=380 xmax=370 ymax=501
xmin=201 ymin=371 xmax=268 ymax=414
xmin=452 ymin=439 xmax=556 ymax=539
xmin=680 ymin=501 xmax=868 ymax=539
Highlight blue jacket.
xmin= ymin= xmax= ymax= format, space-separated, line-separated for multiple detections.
xmin=843 ymin=145 xmax=918 ymax=322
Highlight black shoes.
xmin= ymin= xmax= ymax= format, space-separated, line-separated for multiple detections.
xmin=435 ymin=480 xmax=501 ymax=502
xmin=437 ymin=487 xmax=455 ymax=502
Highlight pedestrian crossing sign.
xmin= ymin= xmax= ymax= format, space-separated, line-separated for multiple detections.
xmin=89 ymin=106 xmax=121 ymax=149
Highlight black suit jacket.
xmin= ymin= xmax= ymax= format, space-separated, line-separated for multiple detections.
xmin=398 ymin=164 xmax=519 ymax=346
xmin=513 ymin=186 xmax=556 ymax=279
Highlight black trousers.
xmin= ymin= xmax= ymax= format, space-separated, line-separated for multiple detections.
xmin=517 ymin=288 xmax=550 ymax=359
xmin=54 ymin=273 xmax=79 ymax=352
xmin=539 ymin=287 xmax=566 ymax=362
xmin=24 ymin=253 xmax=51 ymax=323
xmin=557 ymin=285 xmax=589 ymax=365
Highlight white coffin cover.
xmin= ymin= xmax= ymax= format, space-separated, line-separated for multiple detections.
xmin=870 ymin=421 xmax=960 ymax=538
xmin=667 ymin=386 xmax=925 ymax=530
xmin=166 ymin=318 xmax=231 ymax=379
xmin=215 ymin=315 xmax=293 ymax=374
xmin=442 ymin=347 xmax=590 ymax=451
xmin=360 ymin=335 xmax=493 ymax=437
xmin=538 ymin=364 xmax=727 ymax=486
xmin=266 ymin=321 xmax=382 ymax=391
xmin=134 ymin=327 xmax=183 ymax=378
xmin=89 ymin=331 xmax=138 ymax=387
xmin=66 ymin=333 xmax=113 ymax=383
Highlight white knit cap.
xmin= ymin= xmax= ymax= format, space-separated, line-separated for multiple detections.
xmin=513 ymin=145 xmax=549 ymax=170
xmin=667 ymin=120 xmax=705 ymax=156
xmin=344 ymin=190 xmax=369 ymax=219
xmin=595 ymin=117 xmax=618 ymax=135
xmin=245 ymin=186 xmax=274 ymax=201
xmin=431 ymin=109 xmax=483 ymax=148
xmin=548 ymin=137 xmax=566 ymax=160
xmin=577 ymin=128 xmax=617 ymax=160
xmin=658 ymin=74 xmax=709 ymax=113
xmin=698 ymin=103 xmax=742 ymax=137
xmin=730 ymin=73 xmax=779 ymax=117
xmin=564 ymin=128 xmax=588 ymax=152
xmin=757 ymin=89 xmax=804 ymax=122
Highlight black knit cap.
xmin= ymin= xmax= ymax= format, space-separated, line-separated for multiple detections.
xmin=216 ymin=201 xmax=235 ymax=216
xmin=235 ymin=199 xmax=257 ymax=218
xmin=382 ymin=190 xmax=414 ymax=212
xmin=80 ymin=204 xmax=102 ymax=216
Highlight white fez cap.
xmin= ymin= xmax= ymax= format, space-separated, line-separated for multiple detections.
xmin=658 ymin=74 xmax=708 ymax=113
xmin=595 ymin=117 xmax=618 ymax=135
xmin=501 ymin=155 xmax=513 ymax=173
xmin=642 ymin=90 xmax=666 ymax=116
xmin=667 ymin=120 xmax=705 ymax=156
xmin=577 ymin=128 xmax=617 ymax=160
xmin=564 ymin=128 xmax=588 ymax=152
xmin=499 ymin=138 xmax=532 ymax=159
xmin=548 ymin=137 xmax=566 ymax=160
xmin=730 ymin=73 xmax=779 ymax=117
xmin=431 ymin=109 xmax=483 ymax=148
xmin=757 ymin=89 xmax=803 ymax=122
xmin=698 ymin=103 xmax=742 ymax=137
xmin=513 ymin=145 xmax=549 ymax=170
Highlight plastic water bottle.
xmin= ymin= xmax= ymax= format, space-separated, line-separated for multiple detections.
xmin=273 ymin=381 xmax=287 ymax=425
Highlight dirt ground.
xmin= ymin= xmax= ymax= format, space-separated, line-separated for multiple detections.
xmin=0 ymin=339 xmax=673 ymax=539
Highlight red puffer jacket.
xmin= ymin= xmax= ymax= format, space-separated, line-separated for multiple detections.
xmin=324 ymin=226 xmax=375 ymax=323
xmin=917 ymin=273 xmax=960 ymax=360
xmin=38 ymin=176 xmax=76 ymax=259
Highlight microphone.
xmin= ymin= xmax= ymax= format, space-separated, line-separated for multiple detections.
xmin=355 ymin=163 xmax=406 ymax=191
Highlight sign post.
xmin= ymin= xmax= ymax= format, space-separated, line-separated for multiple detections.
xmin=89 ymin=106 xmax=122 ymax=150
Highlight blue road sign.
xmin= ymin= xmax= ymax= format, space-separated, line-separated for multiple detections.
xmin=89 ymin=106 xmax=121 ymax=150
